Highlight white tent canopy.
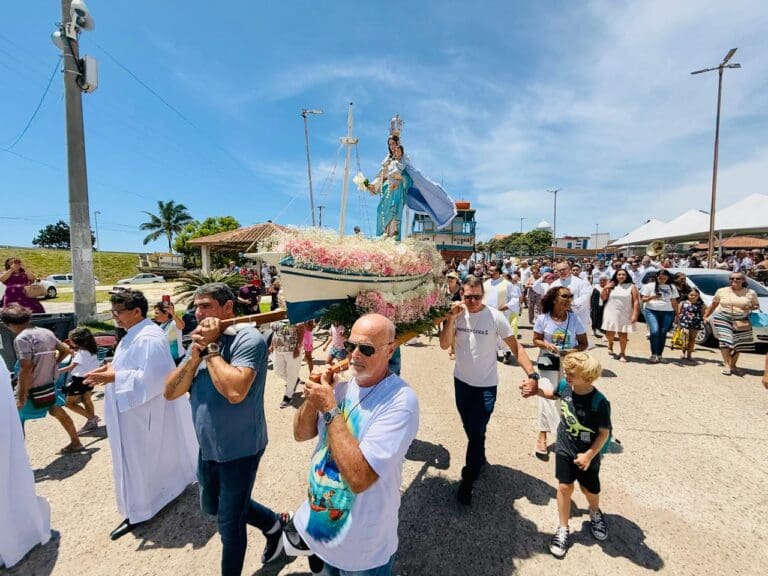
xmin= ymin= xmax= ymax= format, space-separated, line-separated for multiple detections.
xmin=610 ymin=194 xmax=768 ymax=246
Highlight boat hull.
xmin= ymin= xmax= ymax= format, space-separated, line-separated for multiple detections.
xmin=279 ymin=264 xmax=430 ymax=324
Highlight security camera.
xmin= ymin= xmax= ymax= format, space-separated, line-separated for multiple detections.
xmin=70 ymin=0 xmax=95 ymax=31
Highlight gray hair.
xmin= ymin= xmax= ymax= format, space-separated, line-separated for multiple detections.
xmin=194 ymin=282 xmax=236 ymax=306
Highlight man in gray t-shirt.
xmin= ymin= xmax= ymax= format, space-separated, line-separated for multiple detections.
xmin=1 ymin=304 xmax=83 ymax=453
xmin=164 ymin=283 xmax=286 ymax=574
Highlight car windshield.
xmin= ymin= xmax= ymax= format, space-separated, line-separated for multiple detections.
xmin=690 ymin=274 xmax=768 ymax=297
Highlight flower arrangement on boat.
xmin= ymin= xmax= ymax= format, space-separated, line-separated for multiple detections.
xmin=355 ymin=281 xmax=442 ymax=325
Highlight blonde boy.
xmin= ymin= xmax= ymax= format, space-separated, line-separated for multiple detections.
xmin=523 ymin=352 xmax=611 ymax=558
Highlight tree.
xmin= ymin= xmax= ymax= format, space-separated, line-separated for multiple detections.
xmin=173 ymin=216 xmax=241 ymax=268
xmin=522 ymin=228 xmax=553 ymax=256
xmin=140 ymin=200 xmax=194 ymax=252
xmin=32 ymin=220 xmax=95 ymax=249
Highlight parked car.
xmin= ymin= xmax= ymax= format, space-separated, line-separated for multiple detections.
xmin=45 ymin=273 xmax=100 ymax=286
xmin=0 ymin=279 xmax=58 ymax=300
xmin=640 ymin=268 xmax=768 ymax=346
xmin=116 ymin=273 xmax=166 ymax=285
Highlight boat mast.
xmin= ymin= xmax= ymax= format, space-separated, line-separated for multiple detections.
xmin=338 ymin=102 xmax=357 ymax=236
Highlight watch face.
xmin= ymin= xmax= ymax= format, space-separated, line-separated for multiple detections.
xmin=208 ymin=343 xmax=220 ymax=354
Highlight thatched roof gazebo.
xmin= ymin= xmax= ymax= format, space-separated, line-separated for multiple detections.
xmin=188 ymin=221 xmax=290 ymax=271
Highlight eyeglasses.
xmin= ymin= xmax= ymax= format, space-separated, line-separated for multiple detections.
xmin=343 ymin=340 xmax=393 ymax=357
xmin=556 ymin=268 xmax=569 ymax=273
xmin=462 ymin=294 xmax=483 ymax=301
xmin=110 ymin=308 xmax=129 ymax=316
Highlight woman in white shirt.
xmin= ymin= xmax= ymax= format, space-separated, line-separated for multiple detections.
xmin=639 ymin=269 xmax=679 ymax=364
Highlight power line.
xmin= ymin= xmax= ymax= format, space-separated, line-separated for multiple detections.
xmin=1 ymin=56 xmax=61 ymax=151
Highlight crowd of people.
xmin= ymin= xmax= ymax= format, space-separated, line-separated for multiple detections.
xmin=2 ymin=243 xmax=767 ymax=572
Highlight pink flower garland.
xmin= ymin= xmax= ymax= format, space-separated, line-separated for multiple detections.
xmin=356 ymin=285 xmax=442 ymax=324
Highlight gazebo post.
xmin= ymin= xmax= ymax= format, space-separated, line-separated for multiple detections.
xmin=201 ymin=245 xmax=211 ymax=272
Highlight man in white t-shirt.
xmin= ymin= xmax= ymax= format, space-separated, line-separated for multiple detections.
xmin=286 ymin=314 xmax=419 ymax=574
xmin=439 ymin=276 xmax=538 ymax=505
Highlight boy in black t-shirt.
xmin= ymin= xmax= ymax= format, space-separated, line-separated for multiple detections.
xmin=523 ymin=352 xmax=611 ymax=558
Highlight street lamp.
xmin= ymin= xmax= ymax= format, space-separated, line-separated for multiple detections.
xmin=547 ymin=189 xmax=561 ymax=260
xmin=518 ymin=217 xmax=526 ymax=258
xmin=301 ymin=108 xmax=323 ymax=226
xmin=691 ymin=48 xmax=741 ymax=268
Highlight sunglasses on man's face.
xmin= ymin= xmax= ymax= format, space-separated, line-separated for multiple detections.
xmin=729 ymin=277 xmax=744 ymax=282
xmin=462 ymin=294 xmax=483 ymax=301
xmin=343 ymin=340 xmax=382 ymax=357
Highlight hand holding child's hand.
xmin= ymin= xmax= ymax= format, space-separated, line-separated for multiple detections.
xmin=573 ymin=452 xmax=592 ymax=471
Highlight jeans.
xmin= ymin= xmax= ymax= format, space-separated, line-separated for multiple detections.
xmin=645 ymin=308 xmax=675 ymax=356
xmin=454 ymin=378 xmax=497 ymax=482
xmin=320 ymin=555 xmax=395 ymax=576
xmin=198 ymin=451 xmax=278 ymax=576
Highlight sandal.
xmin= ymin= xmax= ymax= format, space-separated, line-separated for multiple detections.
xmin=58 ymin=444 xmax=86 ymax=454
xmin=732 ymin=368 xmax=745 ymax=376
xmin=618 ymin=354 xmax=628 ymax=363
xmin=721 ymin=369 xmax=732 ymax=376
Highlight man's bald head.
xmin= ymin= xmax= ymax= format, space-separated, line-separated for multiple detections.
xmin=348 ymin=314 xmax=396 ymax=387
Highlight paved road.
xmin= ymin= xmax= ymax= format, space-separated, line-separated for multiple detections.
xmin=9 ymin=319 xmax=768 ymax=576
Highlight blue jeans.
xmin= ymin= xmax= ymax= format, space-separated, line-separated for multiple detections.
xmin=645 ymin=309 xmax=675 ymax=356
xmin=320 ymin=555 xmax=395 ymax=576
xmin=198 ymin=451 xmax=277 ymax=576
xmin=454 ymin=378 xmax=497 ymax=482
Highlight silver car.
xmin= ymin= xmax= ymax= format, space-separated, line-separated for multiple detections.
xmin=116 ymin=273 xmax=166 ymax=285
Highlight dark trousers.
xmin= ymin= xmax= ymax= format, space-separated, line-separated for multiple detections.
xmin=454 ymin=378 xmax=497 ymax=482
xmin=198 ymin=451 xmax=277 ymax=576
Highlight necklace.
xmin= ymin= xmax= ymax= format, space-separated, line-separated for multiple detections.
xmin=343 ymin=372 xmax=392 ymax=422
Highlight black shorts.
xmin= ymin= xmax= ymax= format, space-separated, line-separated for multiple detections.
xmin=65 ymin=376 xmax=94 ymax=397
xmin=555 ymin=452 xmax=602 ymax=494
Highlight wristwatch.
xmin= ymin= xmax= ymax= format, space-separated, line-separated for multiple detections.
xmin=322 ymin=406 xmax=341 ymax=425
xmin=199 ymin=342 xmax=221 ymax=358
xmin=527 ymin=372 xmax=540 ymax=381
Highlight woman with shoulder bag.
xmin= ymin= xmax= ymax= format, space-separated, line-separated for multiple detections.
xmin=531 ymin=286 xmax=588 ymax=459
xmin=0 ymin=258 xmax=45 ymax=313
xmin=703 ymin=272 xmax=759 ymax=375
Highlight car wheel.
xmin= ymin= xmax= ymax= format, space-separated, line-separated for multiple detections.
xmin=696 ymin=323 xmax=716 ymax=347
xmin=46 ymin=286 xmax=58 ymax=299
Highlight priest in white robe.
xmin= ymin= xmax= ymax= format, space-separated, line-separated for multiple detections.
xmin=0 ymin=361 xmax=51 ymax=568
xmin=85 ymin=289 xmax=198 ymax=540
xmin=483 ymin=264 xmax=521 ymax=362
xmin=532 ymin=261 xmax=593 ymax=347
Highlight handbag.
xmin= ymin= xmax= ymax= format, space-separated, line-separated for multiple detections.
xmin=24 ymin=282 xmax=46 ymax=299
xmin=537 ymin=352 xmax=561 ymax=372
xmin=749 ymin=311 xmax=768 ymax=328
xmin=28 ymin=382 xmax=56 ymax=409
xmin=670 ymin=326 xmax=687 ymax=350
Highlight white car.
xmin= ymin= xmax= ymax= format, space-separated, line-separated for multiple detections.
xmin=0 ymin=279 xmax=58 ymax=300
xmin=117 ymin=273 xmax=166 ymax=285
xmin=45 ymin=273 xmax=100 ymax=286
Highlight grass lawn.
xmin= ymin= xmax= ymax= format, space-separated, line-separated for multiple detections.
xmin=0 ymin=247 xmax=141 ymax=284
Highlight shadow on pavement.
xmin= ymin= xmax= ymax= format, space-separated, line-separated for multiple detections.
xmin=397 ymin=463 xmax=554 ymax=574
xmin=574 ymin=514 xmax=664 ymax=571
xmin=132 ymin=484 xmax=217 ymax=551
xmin=4 ymin=529 xmax=61 ymax=576
xmin=34 ymin=448 xmax=99 ymax=482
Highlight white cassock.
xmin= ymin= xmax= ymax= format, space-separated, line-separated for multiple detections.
xmin=105 ymin=319 xmax=198 ymax=524
xmin=0 ymin=361 xmax=51 ymax=568
xmin=483 ymin=278 xmax=520 ymax=351
xmin=533 ymin=274 xmax=593 ymax=347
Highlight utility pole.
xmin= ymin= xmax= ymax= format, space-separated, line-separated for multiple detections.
xmin=56 ymin=0 xmax=97 ymax=320
xmin=338 ymin=102 xmax=357 ymax=236
xmin=547 ymin=189 xmax=561 ymax=260
xmin=301 ymin=108 xmax=323 ymax=226
xmin=518 ymin=217 xmax=526 ymax=258
xmin=594 ymin=223 xmax=599 ymax=260
xmin=318 ymin=205 xmax=325 ymax=228
xmin=691 ymin=48 xmax=741 ymax=268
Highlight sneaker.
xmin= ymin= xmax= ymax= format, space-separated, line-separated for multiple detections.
xmin=279 ymin=396 xmax=292 ymax=409
xmin=456 ymin=479 xmax=473 ymax=506
xmin=649 ymin=355 xmax=659 ymax=364
xmin=549 ymin=526 xmax=569 ymax=558
xmin=262 ymin=511 xmax=292 ymax=564
xmin=590 ymin=509 xmax=608 ymax=541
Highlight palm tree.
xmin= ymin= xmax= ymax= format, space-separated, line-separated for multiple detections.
xmin=140 ymin=200 xmax=194 ymax=252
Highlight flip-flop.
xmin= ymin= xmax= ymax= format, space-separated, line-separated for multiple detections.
xmin=58 ymin=444 xmax=86 ymax=455
xmin=721 ymin=369 xmax=732 ymax=376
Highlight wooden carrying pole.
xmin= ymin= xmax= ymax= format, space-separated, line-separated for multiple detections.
xmin=219 ymin=309 xmax=287 ymax=327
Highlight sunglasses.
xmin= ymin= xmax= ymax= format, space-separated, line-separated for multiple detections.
xmin=462 ymin=294 xmax=483 ymax=301
xmin=343 ymin=340 xmax=392 ymax=357
xmin=558 ymin=294 xmax=573 ymax=299
xmin=729 ymin=277 xmax=744 ymax=282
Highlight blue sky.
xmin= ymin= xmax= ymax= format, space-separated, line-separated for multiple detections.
xmin=2 ymin=1 xmax=767 ymax=252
